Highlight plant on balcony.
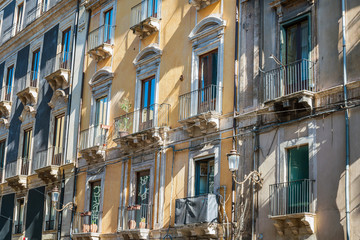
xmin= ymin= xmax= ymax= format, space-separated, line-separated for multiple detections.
xmin=128 ymin=219 xmax=136 ymax=230
xmin=117 ymin=98 xmax=132 ymax=137
xmin=139 ymin=217 xmax=146 ymax=229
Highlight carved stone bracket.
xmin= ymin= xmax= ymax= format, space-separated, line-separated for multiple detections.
xmin=190 ymin=0 xmax=219 ymax=10
xmin=0 ymin=100 xmax=12 ymax=118
xmin=17 ymin=86 xmax=38 ymax=106
xmin=80 ymin=146 xmax=106 ymax=165
xmin=72 ymin=232 xmax=100 ymax=240
xmin=88 ymin=43 xmax=113 ymax=62
xmin=35 ymin=165 xmax=60 ymax=184
xmin=117 ymin=229 xmax=150 ymax=240
xmin=19 ymin=105 xmax=36 ymax=122
xmin=271 ymin=213 xmax=315 ymax=237
xmin=180 ymin=112 xmax=220 ymax=137
xmin=45 ymin=69 xmax=70 ymax=91
xmin=48 ymin=89 xmax=68 ymax=109
xmin=6 ymin=175 xmax=28 ymax=191
xmin=130 ymin=17 xmax=160 ymax=39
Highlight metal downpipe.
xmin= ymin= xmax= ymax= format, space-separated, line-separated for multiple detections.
xmin=341 ymin=0 xmax=350 ymax=239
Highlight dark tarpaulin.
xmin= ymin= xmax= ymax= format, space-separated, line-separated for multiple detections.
xmin=25 ymin=186 xmax=45 ymax=240
xmin=0 ymin=194 xmax=15 ymax=240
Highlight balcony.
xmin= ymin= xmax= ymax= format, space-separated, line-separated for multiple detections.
xmin=263 ymin=59 xmax=317 ymax=116
xmin=190 ymin=0 xmax=219 ymax=10
xmin=73 ymin=211 xmax=101 ymax=240
xmin=113 ymin=103 xmax=170 ymax=151
xmin=269 ymin=179 xmax=315 ymax=235
xmin=87 ymin=25 xmax=114 ymax=61
xmin=14 ymin=222 xmax=23 ymax=234
xmin=118 ymin=204 xmax=152 ymax=240
xmin=33 ymin=147 xmax=63 ymax=184
xmin=5 ymin=159 xmax=29 ymax=191
xmin=174 ymin=194 xmax=222 ymax=238
xmin=179 ymin=85 xmax=223 ymax=136
xmin=26 ymin=4 xmax=42 ymax=25
xmin=45 ymin=51 xmax=71 ymax=91
xmin=17 ymin=71 xmax=39 ymax=107
xmin=79 ymin=125 xmax=108 ymax=164
xmin=130 ymin=0 xmax=160 ymax=39
xmin=0 ymin=86 xmax=13 ymax=121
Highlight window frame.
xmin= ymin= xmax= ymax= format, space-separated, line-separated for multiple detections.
xmin=194 ymin=158 xmax=215 ymax=196
xmin=13 ymin=197 xmax=25 ymax=234
xmin=15 ymin=2 xmax=25 ymax=33
xmin=43 ymin=191 xmax=57 ymax=231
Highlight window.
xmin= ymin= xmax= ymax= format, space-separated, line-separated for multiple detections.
xmin=16 ymin=3 xmax=24 ymax=32
xmin=42 ymin=0 xmax=49 ymax=13
xmin=287 ymin=145 xmax=309 ymax=213
xmin=283 ymin=19 xmax=309 ymax=64
xmin=5 ymin=66 xmax=14 ymax=101
xmin=52 ymin=115 xmax=64 ymax=165
xmin=21 ymin=129 xmax=32 ymax=175
xmin=14 ymin=198 xmax=25 ymax=234
xmin=147 ymin=0 xmax=158 ymax=18
xmin=94 ymin=97 xmax=108 ymax=145
xmin=0 ymin=140 xmax=5 ymax=182
xmin=140 ymin=77 xmax=155 ymax=131
xmin=195 ymin=158 xmax=214 ymax=196
xmin=104 ymin=9 xmax=113 ymax=44
xmin=61 ymin=28 xmax=71 ymax=69
xmin=44 ymin=192 xmax=56 ymax=231
xmin=89 ymin=181 xmax=101 ymax=230
xmin=31 ymin=49 xmax=40 ymax=87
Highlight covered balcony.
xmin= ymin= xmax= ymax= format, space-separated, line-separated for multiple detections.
xmin=72 ymin=211 xmax=102 ymax=240
xmin=174 ymin=194 xmax=222 ymax=238
xmin=179 ymin=85 xmax=223 ymax=136
xmin=118 ymin=204 xmax=152 ymax=239
xmin=189 ymin=0 xmax=219 ymax=10
xmin=17 ymin=71 xmax=39 ymax=107
xmin=263 ymin=59 xmax=317 ymax=115
xmin=26 ymin=3 xmax=42 ymax=25
xmin=79 ymin=125 xmax=108 ymax=164
xmin=45 ymin=51 xmax=71 ymax=91
xmin=5 ymin=159 xmax=30 ymax=191
xmin=269 ymin=179 xmax=316 ymax=236
xmin=130 ymin=0 xmax=160 ymax=39
xmin=113 ymin=103 xmax=170 ymax=151
xmin=33 ymin=147 xmax=63 ymax=184
xmin=87 ymin=25 xmax=115 ymax=61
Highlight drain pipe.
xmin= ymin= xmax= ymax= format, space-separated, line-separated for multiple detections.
xmin=341 ymin=0 xmax=350 ymax=239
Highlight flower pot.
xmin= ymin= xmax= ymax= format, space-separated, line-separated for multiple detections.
xmin=118 ymin=131 xmax=129 ymax=138
xmin=139 ymin=221 xmax=146 ymax=229
xmin=133 ymin=205 xmax=141 ymax=210
xmin=82 ymin=224 xmax=90 ymax=233
xmin=128 ymin=220 xmax=136 ymax=229
xmin=90 ymin=223 xmax=98 ymax=233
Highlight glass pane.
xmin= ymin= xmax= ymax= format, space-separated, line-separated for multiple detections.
xmin=90 ymin=181 xmax=101 ymax=226
xmin=136 ymin=171 xmax=150 ymax=205
xmin=208 ymin=160 xmax=215 ymax=194
xmin=286 ymin=24 xmax=297 ymax=64
xmin=301 ymin=20 xmax=309 ymax=60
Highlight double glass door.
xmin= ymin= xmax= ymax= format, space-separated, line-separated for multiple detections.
xmin=140 ymin=77 xmax=155 ymax=131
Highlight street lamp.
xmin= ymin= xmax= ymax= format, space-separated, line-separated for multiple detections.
xmin=227 ymin=148 xmax=240 ymax=172
xmin=51 ymin=186 xmax=76 ymax=212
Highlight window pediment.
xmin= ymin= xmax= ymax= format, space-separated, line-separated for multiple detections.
xmin=189 ymin=14 xmax=226 ymax=42
xmin=89 ymin=67 xmax=114 ymax=89
xmin=133 ymin=44 xmax=162 ymax=67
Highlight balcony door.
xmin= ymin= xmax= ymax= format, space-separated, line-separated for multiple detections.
xmin=21 ymin=129 xmax=32 ymax=175
xmin=135 ymin=170 xmax=150 ymax=228
xmin=89 ymin=181 xmax=101 ymax=231
xmin=147 ymin=0 xmax=158 ymax=18
xmin=52 ymin=115 xmax=64 ymax=165
xmin=283 ymin=18 xmax=310 ymax=94
xmin=94 ymin=96 xmax=108 ymax=146
xmin=198 ymin=50 xmax=218 ymax=114
xmin=139 ymin=77 xmax=155 ymax=131
xmin=61 ymin=28 xmax=71 ymax=69
xmin=195 ymin=158 xmax=214 ymax=196
xmin=287 ymin=145 xmax=309 ymax=213
xmin=31 ymin=49 xmax=40 ymax=87
xmin=104 ymin=9 xmax=113 ymax=44
xmin=14 ymin=198 xmax=25 ymax=234
xmin=5 ymin=66 xmax=14 ymax=101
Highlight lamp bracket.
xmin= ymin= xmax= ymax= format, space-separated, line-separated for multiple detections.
xmin=232 ymin=170 xmax=263 ymax=187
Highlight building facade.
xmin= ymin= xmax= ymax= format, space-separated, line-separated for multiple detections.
xmin=0 ymin=0 xmax=87 ymax=239
xmin=74 ymin=0 xmax=235 ymax=239
xmin=235 ymin=0 xmax=360 ymax=239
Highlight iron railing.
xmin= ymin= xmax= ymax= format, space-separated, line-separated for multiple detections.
xmin=0 ymin=85 xmax=12 ymax=101
xmin=263 ymin=59 xmax=316 ymax=102
xmin=26 ymin=4 xmax=42 ymax=25
xmin=20 ymin=158 xmax=30 ymax=175
xmin=88 ymin=24 xmax=115 ymax=51
xmin=5 ymin=161 xmax=17 ymax=178
xmin=269 ymin=179 xmax=315 ymax=216
xmin=4 ymin=158 xmax=29 ymax=178
xmin=113 ymin=103 xmax=170 ymax=139
xmin=43 ymin=51 xmax=71 ymax=77
xmin=45 ymin=220 xmax=55 ymax=231
xmin=2 ymin=26 xmax=14 ymax=43
xmin=14 ymin=223 xmax=23 ymax=234
xmin=119 ymin=204 xmax=152 ymax=230
xmin=131 ymin=0 xmax=159 ymax=27
xmin=179 ymin=84 xmax=223 ymax=121
xmin=32 ymin=147 xmax=63 ymax=171
xmin=18 ymin=71 xmax=39 ymax=92
xmin=73 ymin=211 xmax=102 ymax=234
xmin=79 ymin=125 xmax=108 ymax=151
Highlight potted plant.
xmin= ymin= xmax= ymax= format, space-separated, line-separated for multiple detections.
xmin=128 ymin=219 xmax=136 ymax=229
xmin=90 ymin=223 xmax=98 ymax=233
xmin=117 ymin=98 xmax=132 ymax=137
xmin=139 ymin=217 xmax=146 ymax=229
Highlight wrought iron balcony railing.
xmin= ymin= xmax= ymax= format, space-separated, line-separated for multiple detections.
xmin=14 ymin=222 xmax=23 ymax=234
xmin=32 ymin=147 xmax=64 ymax=171
xmin=43 ymin=51 xmax=72 ymax=77
xmin=88 ymin=24 xmax=115 ymax=51
xmin=0 ymin=85 xmax=13 ymax=101
xmin=113 ymin=103 xmax=170 ymax=139
xmin=263 ymin=59 xmax=316 ymax=102
xmin=79 ymin=125 xmax=108 ymax=151
xmin=73 ymin=211 xmax=102 ymax=234
xmin=45 ymin=219 xmax=56 ymax=231
xmin=20 ymin=158 xmax=30 ymax=176
xmin=179 ymin=84 xmax=223 ymax=121
xmin=131 ymin=0 xmax=159 ymax=27
xmin=5 ymin=158 xmax=30 ymax=178
xmin=119 ymin=204 xmax=152 ymax=230
xmin=269 ymin=179 xmax=315 ymax=217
